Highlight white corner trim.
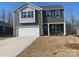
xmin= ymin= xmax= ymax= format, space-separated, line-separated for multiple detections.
xmin=13 ymin=12 xmax=15 ymax=36
xmin=40 ymin=10 xmax=43 ymax=35
xmin=48 ymin=23 xmax=50 ymax=36
xmin=64 ymin=22 xmax=66 ymax=35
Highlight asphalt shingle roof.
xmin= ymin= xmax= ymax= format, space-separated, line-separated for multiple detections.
xmin=40 ymin=5 xmax=64 ymax=10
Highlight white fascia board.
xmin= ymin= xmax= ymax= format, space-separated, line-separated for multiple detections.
xmin=48 ymin=22 xmax=64 ymax=24
xmin=27 ymin=2 xmax=43 ymax=10
xmin=14 ymin=2 xmax=43 ymax=12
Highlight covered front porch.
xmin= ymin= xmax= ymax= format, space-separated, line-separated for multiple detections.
xmin=43 ymin=22 xmax=66 ymax=36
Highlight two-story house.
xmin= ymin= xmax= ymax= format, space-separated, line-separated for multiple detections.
xmin=13 ymin=3 xmax=66 ymax=36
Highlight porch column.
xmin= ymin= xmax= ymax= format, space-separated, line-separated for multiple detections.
xmin=64 ymin=22 xmax=66 ymax=35
xmin=48 ymin=23 xmax=50 ymax=36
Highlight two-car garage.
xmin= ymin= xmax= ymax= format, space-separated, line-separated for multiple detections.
xmin=16 ymin=26 xmax=39 ymax=37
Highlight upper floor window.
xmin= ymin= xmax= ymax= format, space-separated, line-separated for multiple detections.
xmin=55 ymin=10 xmax=60 ymax=18
xmin=60 ymin=10 xmax=64 ymax=17
xmin=28 ymin=11 xmax=33 ymax=18
xmin=46 ymin=10 xmax=51 ymax=18
xmin=21 ymin=11 xmax=33 ymax=18
xmin=51 ymin=10 xmax=55 ymax=18
xmin=46 ymin=9 xmax=63 ymax=19
xmin=21 ymin=12 xmax=27 ymax=18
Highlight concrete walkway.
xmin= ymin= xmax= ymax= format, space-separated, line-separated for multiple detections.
xmin=0 ymin=36 xmax=38 ymax=57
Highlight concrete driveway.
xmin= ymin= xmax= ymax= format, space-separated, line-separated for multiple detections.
xmin=0 ymin=36 xmax=38 ymax=57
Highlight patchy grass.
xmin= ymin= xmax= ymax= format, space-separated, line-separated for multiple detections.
xmin=17 ymin=35 xmax=79 ymax=57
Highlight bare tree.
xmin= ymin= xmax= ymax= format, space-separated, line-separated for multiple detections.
xmin=69 ymin=7 xmax=76 ymax=35
xmin=66 ymin=21 xmax=72 ymax=35
xmin=7 ymin=11 xmax=13 ymax=25
xmin=1 ymin=9 xmax=6 ymax=22
xmin=0 ymin=9 xmax=13 ymax=26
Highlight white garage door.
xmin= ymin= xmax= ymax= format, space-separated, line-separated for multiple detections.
xmin=18 ymin=26 xmax=39 ymax=36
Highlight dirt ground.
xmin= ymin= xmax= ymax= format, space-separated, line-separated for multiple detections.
xmin=0 ymin=34 xmax=13 ymax=40
xmin=17 ymin=35 xmax=79 ymax=57
xmin=0 ymin=37 xmax=11 ymax=40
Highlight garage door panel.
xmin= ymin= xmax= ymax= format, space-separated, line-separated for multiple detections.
xmin=18 ymin=26 xmax=39 ymax=36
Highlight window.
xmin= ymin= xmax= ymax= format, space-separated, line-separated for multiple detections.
xmin=51 ymin=10 xmax=55 ymax=18
xmin=21 ymin=12 xmax=27 ymax=18
xmin=52 ymin=25 xmax=55 ymax=31
xmin=46 ymin=10 xmax=51 ymax=18
xmin=55 ymin=10 xmax=60 ymax=18
xmin=57 ymin=25 xmax=59 ymax=31
xmin=60 ymin=10 xmax=64 ymax=17
xmin=21 ymin=11 xmax=33 ymax=18
xmin=28 ymin=11 xmax=33 ymax=18
xmin=46 ymin=10 xmax=55 ymax=18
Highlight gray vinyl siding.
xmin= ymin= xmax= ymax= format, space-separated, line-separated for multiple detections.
xmin=47 ymin=18 xmax=64 ymax=23
xmin=35 ymin=10 xmax=43 ymax=35
xmin=42 ymin=9 xmax=64 ymax=24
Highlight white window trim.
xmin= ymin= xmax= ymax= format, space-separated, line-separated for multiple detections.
xmin=20 ymin=11 xmax=33 ymax=19
xmin=19 ymin=10 xmax=35 ymax=23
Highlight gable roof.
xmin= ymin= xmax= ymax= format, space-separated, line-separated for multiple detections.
xmin=14 ymin=3 xmax=64 ymax=12
xmin=14 ymin=2 xmax=43 ymax=12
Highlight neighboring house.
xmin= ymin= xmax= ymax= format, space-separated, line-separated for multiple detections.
xmin=75 ymin=24 xmax=79 ymax=36
xmin=0 ymin=21 xmax=13 ymax=36
xmin=76 ymin=27 xmax=79 ymax=36
xmin=13 ymin=3 xmax=66 ymax=36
